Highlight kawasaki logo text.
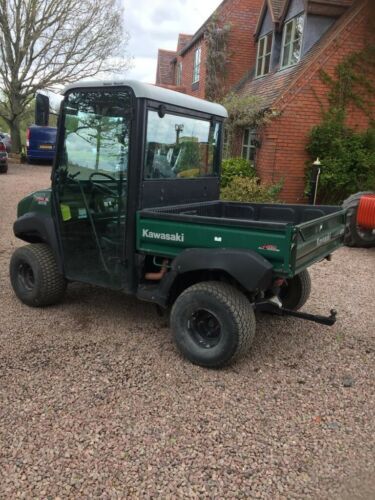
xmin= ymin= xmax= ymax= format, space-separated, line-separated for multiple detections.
xmin=142 ymin=229 xmax=185 ymax=242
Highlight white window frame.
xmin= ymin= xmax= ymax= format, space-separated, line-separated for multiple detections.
xmin=280 ymin=14 xmax=304 ymax=69
xmin=176 ymin=62 xmax=182 ymax=86
xmin=242 ymin=128 xmax=256 ymax=162
xmin=193 ymin=46 xmax=201 ymax=84
xmin=256 ymin=32 xmax=273 ymax=77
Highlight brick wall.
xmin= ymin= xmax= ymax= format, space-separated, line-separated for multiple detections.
xmin=176 ymin=37 xmax=208 ymax=99
xmin=255 ymin=3 xmax=373 ymax=203
xmin=221 ymin=0 xmax=263 ymax=93
xmin=155 ymin=49 xmax=177 ymax=86
xmin=169 ymin=0 xmax=263 ymax=98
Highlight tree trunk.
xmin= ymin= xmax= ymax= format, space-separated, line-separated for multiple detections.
xmin=9 ymin=119 xmax=22 ymax=154
xmin=95 ymin=123 xmax=102 ymax=170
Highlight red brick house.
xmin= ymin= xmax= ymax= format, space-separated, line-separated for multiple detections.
xmin=156 ymin=0 xmax=374 ymax=202
xmin=156 ymin=0 xmax=264 ymax=98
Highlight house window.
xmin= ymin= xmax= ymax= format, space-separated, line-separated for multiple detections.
xmin=193 ymin=47 xmax=201 ymax=83
xmin=256 ymin=33 xmax=272 ymax=77
xmin=176 ymin=62 xmax=182 ymax=86
xmin=242 ymin=128 xmax=256 ymax=162
xmin=280 ymin=14 xmax=304 ymax=68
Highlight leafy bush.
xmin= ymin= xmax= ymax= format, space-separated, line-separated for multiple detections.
xmin=176 ymin=141 xmax=200 ymax=172
xmin=221 ymin=176 xmax=282 ymax=203
xmin=220 ymin=157 xmax=255 ymax=188
xmin=307 ymin=117 xmax=375 ymax=203
xmin=177 ymin=168 xmax=199 ymax=178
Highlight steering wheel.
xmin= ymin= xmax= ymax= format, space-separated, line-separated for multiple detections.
xmin=89 ymin=172 xmax=118 ymax=196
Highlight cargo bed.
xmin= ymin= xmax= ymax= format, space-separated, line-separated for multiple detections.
xmin=137 ymin=201 xmax=346 ymax=277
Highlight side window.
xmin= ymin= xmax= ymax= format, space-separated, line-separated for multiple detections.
xmin=193 ymin=47 xmax=201 ymax=84
xmin=242 ymin=128 xmax=256 ymax=162
xmin=256 ymin=33 xmax=273 ymax=77
xmin=144 ymin=110 xmax=220 ymax=180
xmin=61 ymin=89 xmax=132 ymax=180
xmin=280 ymin=15 xmax=304 ymax=68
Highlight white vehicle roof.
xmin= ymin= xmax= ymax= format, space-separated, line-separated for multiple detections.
xmin=63 ymin=80 xmax=228 ymax=119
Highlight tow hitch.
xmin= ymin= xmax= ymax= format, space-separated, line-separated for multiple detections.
xmin=256 ymin=300 xmax=337 ymax=326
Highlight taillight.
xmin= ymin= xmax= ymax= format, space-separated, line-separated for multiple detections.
xmin=26 ymin=128 xmax=30 ymax=147
xmin=0 ymin=142 xmax=5 ymax=152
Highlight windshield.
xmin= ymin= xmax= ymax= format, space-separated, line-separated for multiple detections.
xmin=57 ymin=89 xmax=132 ymax=180
xmin=144 ymin=110 xmax=221 ymax=180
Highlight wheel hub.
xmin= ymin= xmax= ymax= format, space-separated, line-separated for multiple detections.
xmin=18 ymin=262 xmax=35 ymax=291
xmin=188 ymin=309 xmax=221 ymax=349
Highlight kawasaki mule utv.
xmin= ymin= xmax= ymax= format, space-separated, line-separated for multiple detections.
xmin=10 ymin=81 xmax=345 ymax=367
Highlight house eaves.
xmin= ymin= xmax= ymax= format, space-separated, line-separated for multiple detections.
xmin=179 ymin=0 xmax=229 ymax=56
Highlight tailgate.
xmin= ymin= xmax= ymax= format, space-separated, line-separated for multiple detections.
xmin=293 ymin=209 xmax=346 ymax=274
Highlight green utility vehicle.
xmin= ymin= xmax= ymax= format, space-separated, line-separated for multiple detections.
xmin=10 ymin=81 xmax=346 ymax=367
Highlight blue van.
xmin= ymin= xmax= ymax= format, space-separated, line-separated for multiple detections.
xmin=26 ymin=125 xmax=57 ymax=163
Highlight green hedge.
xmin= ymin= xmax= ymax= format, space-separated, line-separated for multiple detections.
xmin=221 ymin=176 xmax=282 ymax=203
xmin=307 ymin=118 xmax=375 ymax=203
xmin=220 ymin=157 xmax=255 ymax=188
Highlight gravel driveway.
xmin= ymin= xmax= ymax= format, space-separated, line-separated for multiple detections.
xmin=0 ymin=162 xmax=374 ymax=499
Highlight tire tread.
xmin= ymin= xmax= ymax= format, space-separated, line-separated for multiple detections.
xmin=171 ymin=281 xmax=256 ymax=367
xmin=10 ymin=243 xmax=66 ymax=307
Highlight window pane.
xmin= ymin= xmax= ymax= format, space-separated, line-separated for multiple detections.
xmin=264 ymin=54 xmax=271 ymax=74
xmin=291 ymin=38 xmax=301 ymax=64
xmin=295 ymin=16 xmax=304 ymax=40
xmin=259 ymin=37 xmax=265 ymax=57
xmin=282 ymin=44 xmax=290 ymax=67
xmin=62 ymin=90 xmax=131 ymax=180
xmin=256 ymin=56 xmax=263 ymax=76
xmin=144 ymin=111 xmax=220 ymax=179
xmin=266 ymin=33 xmax=273 ymax=54
xmin=243 ymin=128 xmax=249 ymax=146
xmin=284 ymin=21 xmax=293 ymax=45
xmin=193 ymin=47 xmax=201 ymax=82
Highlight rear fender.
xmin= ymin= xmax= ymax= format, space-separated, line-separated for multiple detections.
xmin=156 ymin=248 xmax=273 ymax=306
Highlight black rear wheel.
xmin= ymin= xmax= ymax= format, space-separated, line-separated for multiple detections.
xmin=170 ymin=281 xmax=256 ymax=368
xmin=279 ymin=270 xmax=311 ymax=311
xmin=10 ymin=243 xmax=66 ymax=307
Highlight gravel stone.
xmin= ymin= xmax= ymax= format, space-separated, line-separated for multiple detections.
xmin=342 ymin=376 xmax=355 ymax=388
xmin=0 ymin=162 xmax=374 ymax=499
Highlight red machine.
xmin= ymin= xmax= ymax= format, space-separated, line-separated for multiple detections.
xmin=343 ymin=192 xmax=375 ymax=247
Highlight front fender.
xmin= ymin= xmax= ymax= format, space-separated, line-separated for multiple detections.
xmin=13 ymin=213 xmax=62 ymax=272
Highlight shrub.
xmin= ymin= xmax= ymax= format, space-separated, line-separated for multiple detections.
xmin=221 ymin=176 xmax=282 ymax=203
xmin=307 ymin=117 xmax=375 ymax=203
xmin=220 ymin=157 xmax=255 ymax=188
xmin=175 ymin=141 xmax=200 ymax=172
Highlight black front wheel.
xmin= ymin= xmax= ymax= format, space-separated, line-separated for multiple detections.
xmin=10 ymin=244 xmax=66 ymax=307
xmin=170 ymin=281 xmax=256 ymax=368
